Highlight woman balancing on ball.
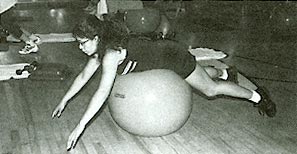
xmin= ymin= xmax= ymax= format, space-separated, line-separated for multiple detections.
xmin=52 ymin=14 xmax=276 ymax=150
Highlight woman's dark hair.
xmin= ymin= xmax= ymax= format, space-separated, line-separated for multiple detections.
xmin=73 ymin=14 xmax=129 ymax=59
xmin=72 ymin=15 xmax=101 ymax=40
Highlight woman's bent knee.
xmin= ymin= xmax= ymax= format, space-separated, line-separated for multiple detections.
xmin=202 ymin=88 xmax=217 ymax=97
xmin=185 ymin=78 xmax=218 ymax=97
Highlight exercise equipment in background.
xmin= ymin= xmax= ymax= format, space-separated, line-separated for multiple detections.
xmin=35 ymin=33 xmax=76 ymax=43
xmin=0 ymin=63 xmax=31 ymax=81
xmin=155 ymin=14 xmax=173 ymax=39
xmin=124 ymin=8 xmax=161 ymax=34
xmin=0 ymin=61 xmax=71 ymax=81
xmin=16 ymin=61 xmax=72 ymax=81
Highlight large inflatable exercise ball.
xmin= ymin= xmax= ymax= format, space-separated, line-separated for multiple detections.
xmin=108 ymin=69 xmax=193 ymax=137
xmin=124 ymin=8 xmax=161 ymax=34
xmin=155 ymin=14 xmax=171 ymax=39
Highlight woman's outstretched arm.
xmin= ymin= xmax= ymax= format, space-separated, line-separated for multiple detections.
xmin=67 ymin=49 xmax=126 ymax=150
xmin=52 ymin=54 xmax=100 ymax=118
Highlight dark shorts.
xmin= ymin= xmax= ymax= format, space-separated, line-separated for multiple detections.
xmin=119 ymin=38 xmax=196 ymax=79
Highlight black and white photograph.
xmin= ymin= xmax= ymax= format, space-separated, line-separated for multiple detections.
xmin=0 ymin=0 xmax=296 ymax=153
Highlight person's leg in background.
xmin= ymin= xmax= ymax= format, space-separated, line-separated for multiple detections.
xmin=0 ymin=12 xmax=12 ymax=51
xmin=1 ymin=8 xmax=40 ymax=54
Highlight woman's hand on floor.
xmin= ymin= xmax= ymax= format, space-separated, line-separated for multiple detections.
xmin=51 ymin=101 xmax=67 ymax=118
xmin=67 ymin=123 xmax=85 ymax=150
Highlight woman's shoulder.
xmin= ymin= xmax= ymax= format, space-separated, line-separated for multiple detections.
xmin=104 ymin=48 xmax=126 ymax=61
xmin=101 ymin=49 xmax=127 ymax=71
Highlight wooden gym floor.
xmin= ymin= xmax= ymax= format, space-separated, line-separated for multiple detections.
xmin=0 ymin=1 xmax=296 ymax=154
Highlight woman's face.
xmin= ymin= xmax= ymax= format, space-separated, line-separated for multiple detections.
xmin=77 ymin=36 xmax=99 ymax=56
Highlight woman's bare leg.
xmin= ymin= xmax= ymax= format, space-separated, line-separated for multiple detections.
xmin=185 ymin=63 xmax=252 ymax=99
xmin=20 ymin=28 xmax=40 ymax=44
xmin=19 ymin=32 xmax=30 ymax=42
xmin=203 ymin=66 xmax=222 ymax=79
xmin=185 ymin=62 xmax=276 ymax=117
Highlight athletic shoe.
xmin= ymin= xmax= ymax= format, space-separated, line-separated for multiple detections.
xmin=254 ymin=87 xmax=277 ymax=117
xmin=29 ymin=35 xmax=42 ymax=45
xmin=19 ymin=41 xmax=39 ymax=54
xmin=33 ymin=36 xmax=42 ymax=45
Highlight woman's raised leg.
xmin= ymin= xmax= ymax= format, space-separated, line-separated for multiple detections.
xmin=185 ymin=62 xmax=276 ymax=117
xmin=185 ymin=63 xmax=253 ymax=99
